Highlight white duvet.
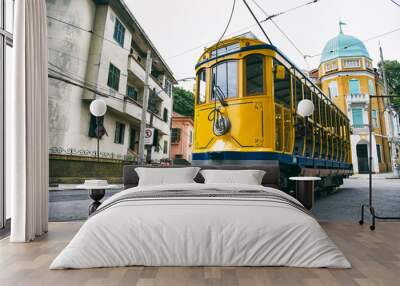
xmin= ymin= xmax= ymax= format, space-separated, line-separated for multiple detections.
xmin=50 ymin=183 xmax=351 ymax=269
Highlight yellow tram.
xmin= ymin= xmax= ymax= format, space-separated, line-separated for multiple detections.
xmin=192 ymin=33 xmax=352 ymax=191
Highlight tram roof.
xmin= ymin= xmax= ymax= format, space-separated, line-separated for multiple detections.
xmin=196 ymin=35 xmax=348 ymax=120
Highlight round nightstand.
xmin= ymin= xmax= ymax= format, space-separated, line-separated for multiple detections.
xmin=289 ymin=177 xmax=321 ymax=210
xmin=76 ymin=183 xmax=119 ymax=215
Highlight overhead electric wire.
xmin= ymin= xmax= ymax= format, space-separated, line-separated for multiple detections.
xmin=261 ymin=0 xmax=320 ymax=22
xmin=47 ymin=15 xmax=133 ymax=54
xmin=167 ymin=0 xmax=321 ymax=60
xmin=48 ymin=64 xmax=145 ymax=107
xmin=208 ymin=0 xmax=237 ymax=135
xmin=389 ymin=0 xmax=400 ymax=7
xmin=250 ymin=0 xmax=311 ymax=68
xmin=304 ymin=26 xmax=400 ymax=58
xmin=242 ymin=0 xmax=272 ymax=44
xmin=47 ymin=14 xmax=175 ymax=78
xmin=48 ymin=47 xmax=130 ymax=78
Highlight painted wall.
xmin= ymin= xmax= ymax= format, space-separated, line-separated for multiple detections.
xmin=171 ymin=117 xmax=194 ymax=162
xmin=319 ymin=56 xmax=392 ymax=173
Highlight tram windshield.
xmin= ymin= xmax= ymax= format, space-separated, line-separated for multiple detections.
xmin=211 ymin=60 xmax=238 ymax=100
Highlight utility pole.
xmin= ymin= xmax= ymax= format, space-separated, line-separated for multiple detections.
xmin=379 ymin=44 xmax=398 ymax=177
xmin=138 ymin=50 xmax=152 ymax=166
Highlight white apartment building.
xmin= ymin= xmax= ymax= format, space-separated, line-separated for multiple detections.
xmin=47 ymin=0 xmax=175 ymax=163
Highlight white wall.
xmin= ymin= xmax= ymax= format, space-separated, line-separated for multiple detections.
xmin=351 ymin=135 xmax=379 ymax=173
xmin=47 ymin=2 xmax=173 ymax=162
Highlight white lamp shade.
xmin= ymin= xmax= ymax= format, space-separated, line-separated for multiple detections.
xmin=89 ymin=99 xmax=107 ymax=117
xmin=297 ymin=99 xmax=315 ymax=117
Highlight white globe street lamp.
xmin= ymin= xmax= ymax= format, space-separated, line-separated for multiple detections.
xmin=90 ymin=99 xmax=107 ymax=117
xmin=297 ymin=99 xmax=314 ymax=117
xmin=89 ymin=99 xmax=107 ymax=161
xmin=297 ymin=99 xmax=315 ymax=158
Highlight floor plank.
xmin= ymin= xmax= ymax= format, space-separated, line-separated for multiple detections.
xmin=0 ymin=221 xmax=399 ymax=286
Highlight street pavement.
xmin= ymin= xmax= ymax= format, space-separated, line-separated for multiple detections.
xmin=49 ymin=175 xmax=400 ymax=222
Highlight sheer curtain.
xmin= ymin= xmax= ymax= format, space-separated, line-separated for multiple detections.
xmin=8 ymin=0 xmax=48 ymax=242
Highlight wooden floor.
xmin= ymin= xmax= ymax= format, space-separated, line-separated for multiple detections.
xmin=0 ymin=222 xmax=399 ymax=286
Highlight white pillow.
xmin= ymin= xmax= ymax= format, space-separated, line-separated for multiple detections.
xmin=200 ymin=169 xmax=266 ymax=185
xmin=135 ymin=167 xmax=200 ymax=186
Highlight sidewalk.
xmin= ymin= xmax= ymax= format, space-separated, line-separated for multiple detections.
xmin=350 ymin=172 xmax=400 ymax=180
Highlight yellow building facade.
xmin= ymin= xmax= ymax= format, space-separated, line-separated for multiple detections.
xmin=319 ymin=24 xmax=392 ymax=173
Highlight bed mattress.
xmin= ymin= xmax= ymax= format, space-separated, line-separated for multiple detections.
xmin=50 ymin=183 xmax=350 ymax=269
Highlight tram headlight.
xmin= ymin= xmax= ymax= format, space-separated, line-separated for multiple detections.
xmin=213 ymin=115 xmax=231 ymax=136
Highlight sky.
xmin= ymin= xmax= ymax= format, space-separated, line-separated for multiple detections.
xmin=126 ymin=0 xmax=400 ymax=87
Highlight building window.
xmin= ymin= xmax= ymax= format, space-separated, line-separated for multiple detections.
xmin=171 ymin=128 xmax=181 ymax=143
xmin=163 ymin=108 xmax=169 ymax=122
xmin=127 ymin=85 xmax=138 ymax=101
xmin=129 ymin=128 xmax=136 ymax=150
xmin=196 ymin=69 xmax=206 ymax=104
xmin=163 ymin=140 xmax=168 ymax=154
xmin=211 ymin=60 xmax=238 ymax=99
xmin=165 ymin=79 xmax=172 ymax=97
xmin=189 ymin=130 xmax=193 ymax=145
xmin=372 ymin=110 xmax=379 ymax=128
xmin=328 ymin=81 xmax=338 ymax=97
xmin=352 ymin=108 xmax=364 ymax=126
xmin=107 ymin=63 xmax=120 ymax=91
xmin=325 ymin=60 xmax=338 ymax=72
xmin=113 ymin=18 xmax=125 ymax=47
xmin=377 ymin=144 xmax=382 ymax=163
xmin=368 ymin=79 xmax=375 ymax=95
xmin=349 ymin=79 xmax=360 ymax=95
xmin=343 ymin=59 xmax=361 ymax=68
xmin=114 ymin=122 xmax=126 ymax=144
xmin=365 ymin=60 xmax=372 ymax=70
xmin=246 ymin=54 xmax=264 ymax=95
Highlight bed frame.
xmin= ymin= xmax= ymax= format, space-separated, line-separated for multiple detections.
xmin=123 ymin=165 xmax=281 ymax=190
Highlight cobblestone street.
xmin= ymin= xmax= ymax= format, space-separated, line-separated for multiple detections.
xmin=49 ymin=176 xmax=400 ymax=222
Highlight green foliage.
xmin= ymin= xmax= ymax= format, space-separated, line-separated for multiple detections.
xmin=172 ymin=86 xmax=194 ymax=117
xmin=379 ymin=60 xmax=400 ymax=109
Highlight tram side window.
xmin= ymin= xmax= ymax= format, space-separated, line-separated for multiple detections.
xmin=321 ymin=100 xmax=326 ymax=127
xmin=304 ymin=85 xmax=312 ymax=101
xmin=246 ymin=55 xmax=264 ymax=95
xmin=321 ymin=129 xmax=327 ymax=159
xmin=305 ymin=122 xmax=314 ymax=157
xmin=326 ymin=104 xmax=332 ymax=159
xmin=274 ymin=61 xmax=291 ymax=107
xmin=312 ymin=126 xmax=319 ymax=157
xmin=332 ymin=108 xmax=338 ymax=160
xmin=313 ymin=94 xmax=320 ymax=124
xmin=211 ymin=61 xmax=238 ymax=99
xmin=295 ymin=77 xmax=303 ymax=106
xmin=275 ymin=105 xmax=283 ymax=152
xmin=197 ymin=69 xmax=206 ymax=104
xmin=294 ymin=77 xmax=305 ymax=156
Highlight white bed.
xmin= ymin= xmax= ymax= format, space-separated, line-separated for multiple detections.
xmin=50 ymin=183 xmax=351 ymax=269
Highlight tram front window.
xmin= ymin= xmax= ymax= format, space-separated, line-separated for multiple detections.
xmin=211 ymin=61 xmax=238 ymax=99
xmin=246 ymin=55 xmax=264 ymax=95
xmin=197 ymin=69 xmax=206 ymax=104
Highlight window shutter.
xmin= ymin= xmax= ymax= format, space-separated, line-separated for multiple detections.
xmin=89 ymin=115 xmax=97 ymax=137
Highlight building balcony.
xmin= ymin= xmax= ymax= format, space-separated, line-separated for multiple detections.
xmin=347 ymin=93 xmax=369 ymax=104
xmin=127 ymin=54 xmax=168 ymax=99
xmin=351 ymin=124 xmax=369 ymax=134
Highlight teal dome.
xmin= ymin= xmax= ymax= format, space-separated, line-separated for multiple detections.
xmin=320 ymin=32 xmax=370 ymax=63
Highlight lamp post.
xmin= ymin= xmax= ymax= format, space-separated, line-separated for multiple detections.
xmin=297 ymin=99 xmax=315 ymax=155
xmin=89 ymin=99 xmax=107 ymax=161
xmin=359 ymin=94 xmax=400 ymax=230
